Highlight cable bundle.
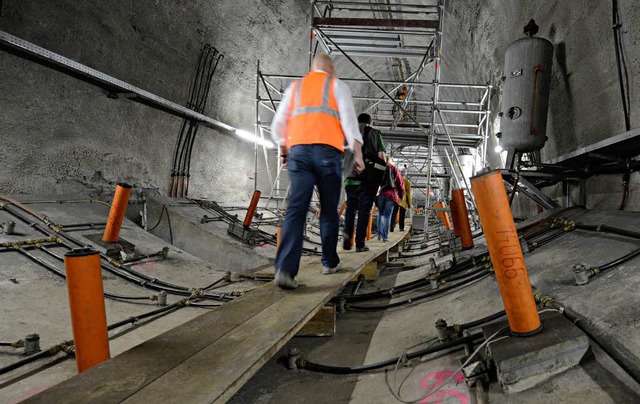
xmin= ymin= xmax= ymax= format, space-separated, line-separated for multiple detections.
xmin=169 ymin=45 xmax=224 ymax=197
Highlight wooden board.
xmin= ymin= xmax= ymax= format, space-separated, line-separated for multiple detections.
xmin=296 ymin=305 xmax=336 ymax=337
xmin=27 ymin=230 xmax=409 ymax=403
xmin=352 ymin=261 xmax=378 ymax=281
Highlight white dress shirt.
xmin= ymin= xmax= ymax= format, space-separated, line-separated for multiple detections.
xmin=270 ymin=69 xmax=363 ymax=151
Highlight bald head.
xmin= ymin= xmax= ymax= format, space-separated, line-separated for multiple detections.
xmin=312 ymin=54 xmax=335 ymax=75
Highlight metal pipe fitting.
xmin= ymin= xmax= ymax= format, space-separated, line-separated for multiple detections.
xmin=435 ymin=319 xmax=450 ymax=341
xmin=1 ymin=221 xmax=16 ymax=235
xmin=572 ymin=264 xmax=596 ymax=286
xmin=157 ymin=291 xmax=167 ymax=307
xmin=286 ymin=347 xmax=300 ymax=370
xmin=24 ymin=333 xmax=41 ymax=356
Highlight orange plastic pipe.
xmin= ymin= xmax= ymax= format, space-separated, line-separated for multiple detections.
xmin=433 ymin=203 xmax=444 ymax=224
xmin=338 ymin=201 xmax=347 ymax=217
xmin=64 ymin=248 xmax=110 ymax=372
xmin=102 ymin=183 xmax=132 ymax=243
xmin=449 ymin=199 xmax=460 ymax=237
xmin=243 ymin=190 xmax=262 ymax=227
xmin=471 ymin=170 xmax=541 ymax=335
xmin=366 ymin=211 xmax=373 ymax=240
xmin=435 ymin=202 xmax=451 ymax=230
xmin=276 ymin=226 xmax=281 ymax=248
xmin=452 ymin=189 xmax=474 ymax=249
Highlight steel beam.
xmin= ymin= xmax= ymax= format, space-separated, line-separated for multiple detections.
xmin=313 ymin=17 xmax=439 ymax=29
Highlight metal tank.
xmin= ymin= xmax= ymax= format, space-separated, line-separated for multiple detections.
xmin=499 ymin=21 xmax=553 ymax=153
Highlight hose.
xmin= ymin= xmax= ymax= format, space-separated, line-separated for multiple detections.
xmin=0 ymin=341 xmax=73 ymax=377
xmin=575 ymin=222 xmax=640 ymax=240
xmin=17 ymin=247 xmax=153 ymax=302
xmin=533 ymin=288 xmax=640 ymax=385
xmin=457 ymin=310 xmax=507 ymax=331
xmin=296 ymin=332 xmax=483 ymax=374
xmin=347 ymin=270 xmax=491 ymax=311
xmin=0 ymin=293 xmax=215 ymax=377
xmin=107 ymin=301 xmax=184 ymax=330
xmin=596 ymin=246 xmax=640 ymax=272
xmin=612 ymin=0 xmax=631 ymax=132
xmin=1 ymin=196 xmax=232 ymax=301
xmin=337 ymin=257 xmax=481 ymax=303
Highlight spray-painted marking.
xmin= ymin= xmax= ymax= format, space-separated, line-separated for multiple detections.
xmin=131 ymin=261 xmax=156 ymax=275
xmin=13 ymin=385 xmax=51 ymax=403
xmin=419 ymin=371 xmax=469 ymax=404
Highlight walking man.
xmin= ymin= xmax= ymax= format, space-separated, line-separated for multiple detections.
xmin=343 ymin=113 xmax=386 ymax=252
xmin=270 ymin=54 xmax=365 ymax=289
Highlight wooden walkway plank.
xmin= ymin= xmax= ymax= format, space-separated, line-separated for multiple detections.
xmin=124 ymin=234 xmax=407 ymax=403
xmin=26 ymin=230 xmax=409 ymax=404
xmin=23 ymin=286 xmax=286 ymax=403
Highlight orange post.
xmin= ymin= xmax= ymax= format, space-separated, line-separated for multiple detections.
xmin=338 ymin=201 xmax=347 ymax=217
xmin=64 ymin=247 xmax=110 ymax=372
xmin=276 ymin=226 xmax=282 ymax=248
xmin=243 ymin=190 xmax=262 ymax=227
xmin=471 ymin=170 xmax=541 ymax=335
xmin=366 ymin=211 xmax=373 ymax=240
xmin=452 ymin=189 xmax=474 ymax=250
xmin=449 ymin=199 xmax=460 ymax=237
xmin=102 ymin=183 xmax=132 ymax=243
xmin=435 ymin=202 xmax=451 ymax=230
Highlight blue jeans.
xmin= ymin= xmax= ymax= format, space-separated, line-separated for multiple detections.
xmin=344 ymin=184 xmax=375 ymax=248
xmin=376 ymin=194 xmax=395 ymax=241
xmin=275 ymin=145 xmax=342 ymax=278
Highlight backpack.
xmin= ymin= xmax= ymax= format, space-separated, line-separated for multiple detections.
xmin=360 ymin=127 xmax=386 ymax=191
xmin=380 ymin=165 xmax=396 ymax=192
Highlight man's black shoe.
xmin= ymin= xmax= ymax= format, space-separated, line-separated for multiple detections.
xmin=343 ymin=240 xmax=352 ymax=250
xmin=356 ymin=246 xmax=370 ymax=252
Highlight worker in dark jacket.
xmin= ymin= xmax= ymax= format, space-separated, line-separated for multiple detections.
xmin=343 ymin=113 xmax=386 ymax=252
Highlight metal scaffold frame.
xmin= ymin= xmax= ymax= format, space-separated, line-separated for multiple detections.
xmin=254 ymin=0 xmax=492 ymax=237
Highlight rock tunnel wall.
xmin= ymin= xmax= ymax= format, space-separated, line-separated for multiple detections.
xmin=0 ymin=0 xmax=309 ymax=204
xmin=2 ymin=0 xmax=640 ymax=213
xmin=440 ymin=0 xmax=640 ymax=212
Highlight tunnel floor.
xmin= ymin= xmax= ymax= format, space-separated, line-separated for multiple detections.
xmin=1 ymin=199 xmax=640 ymax=403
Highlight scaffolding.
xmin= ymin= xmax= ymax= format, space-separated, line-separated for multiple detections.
xmin=255 ymin=0 xmax=492 ymax=236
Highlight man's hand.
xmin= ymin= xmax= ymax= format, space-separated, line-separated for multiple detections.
xmin=280 ymin=145 xmax=289 ymax=165
xmin=353 ymin=140 xmax=365 ymax=174
xmin=354 ymin=153 xmax=365 ymax=174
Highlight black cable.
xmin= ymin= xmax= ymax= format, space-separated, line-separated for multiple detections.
xmin=2 ymin=202 xmax=231 ymax=301
xmin=575 ymin=222 xmax=640 ymax=240
xmin=297 ymin=332 xmax=483 ymax=374
xmin=596 ymin=246 xmax=640 ymax=272
xmin=458 ymin=310 xmax=507 ymax=331
xmin=0 ymin=347 xmax=61 ymax=377
xmin=347 ymin=270 xmax=491 ymax=311
xmin=0 ymin=297 xmax=215 ymax=376
xmin=107 ymin=302 xmax=183 ymax=330
xmin=612 ymin=0 xmax=631 ymax=131
xmin=339 ymin=259 xmax=480 ymax=303
xmin=17 ymin=248 xmax=152 ymax=302
xmin=528 ymin=228 xmax=568 ymax=250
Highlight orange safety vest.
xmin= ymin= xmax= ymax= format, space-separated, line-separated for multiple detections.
xmin=287 ymin=71 xmax=345 ymax=152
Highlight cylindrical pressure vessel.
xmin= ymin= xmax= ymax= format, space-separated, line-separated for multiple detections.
xmin=499 ymin=36 xmax=553 ymax=152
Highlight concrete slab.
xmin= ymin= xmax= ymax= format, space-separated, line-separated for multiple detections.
xmin=0 ymin=195 xmax=266 ymax=403
xmin=484 ymin=312 xmax=589 ymax=393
